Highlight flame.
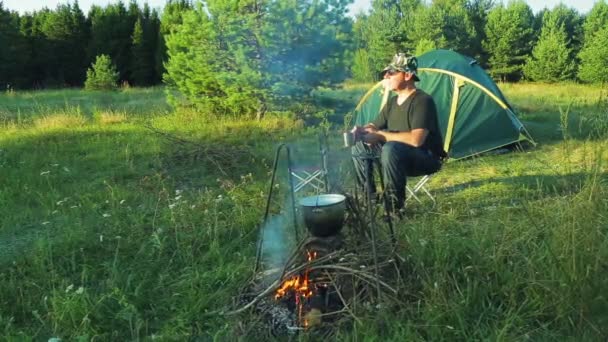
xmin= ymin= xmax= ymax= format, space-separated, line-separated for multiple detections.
xmin=274 ymin=250 xmax=322 ymax=327
xmin=274 ymin=250 xmax=317 ymax=300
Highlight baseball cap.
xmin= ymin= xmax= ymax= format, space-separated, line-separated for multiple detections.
xmin=380 ymin=53 xmax=420 ymax=81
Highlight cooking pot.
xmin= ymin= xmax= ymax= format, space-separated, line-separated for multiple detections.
xmin=299 ymin=194 xmax=346 ymax=237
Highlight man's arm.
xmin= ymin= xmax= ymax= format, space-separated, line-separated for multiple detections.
xmin=362 ymin=128 xmax=428 ymax=147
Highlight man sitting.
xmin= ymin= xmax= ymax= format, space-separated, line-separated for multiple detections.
xmin=352 ymin=52 xmax=446 ymax=216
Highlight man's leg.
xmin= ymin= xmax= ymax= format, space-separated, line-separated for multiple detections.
xmin=381 ymin=142 xmax=442 ymax=212
xmin=351 ymin=142 xmax=380 ymax=196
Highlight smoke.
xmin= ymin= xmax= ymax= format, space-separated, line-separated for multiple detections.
xmin=260 ymin=213 xmax=291 ymax=271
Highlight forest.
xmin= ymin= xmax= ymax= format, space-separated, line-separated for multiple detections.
xmin=1 ymin=0 xmax=607 ymax=95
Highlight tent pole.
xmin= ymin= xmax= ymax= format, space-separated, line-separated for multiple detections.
xmin=443 ymin=77 xmax=464 ymax=153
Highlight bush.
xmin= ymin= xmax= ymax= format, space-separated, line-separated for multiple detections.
xmin=84 ymin=54 xmax=119 ymax=91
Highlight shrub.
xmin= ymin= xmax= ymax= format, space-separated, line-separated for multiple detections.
xmin=84 ymin=54 xmax=119 ymax=91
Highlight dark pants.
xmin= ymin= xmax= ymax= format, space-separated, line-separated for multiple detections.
xmin=352 ymin=141 xmax=441 ymax=211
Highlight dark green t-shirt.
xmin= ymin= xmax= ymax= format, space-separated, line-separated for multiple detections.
xmin=372 ymin=89 xmax=445 ymax=158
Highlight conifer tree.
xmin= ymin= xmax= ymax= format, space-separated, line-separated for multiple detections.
xmin=523 ymin=16 xmax=575 ymax=82
xmin=577 ymin=1 xmax=608 ymax=83
xmin=164 ymin=0 xmax=353 ymax=119
xmin=483 ymin=0 xmax=534 ymax=81
xmin=85 ymin=54 xmax=119 ymax=90
xmin=410 ymin=0 xmax=477 ymax=57
xmin=578 ymin=26 xmax=608 ymax=83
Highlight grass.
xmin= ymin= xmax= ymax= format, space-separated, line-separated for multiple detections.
xmin=0 ymin=83 xmax=607 ymax=340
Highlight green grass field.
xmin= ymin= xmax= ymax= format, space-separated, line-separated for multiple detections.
xmin=0 ymin=83 xmax=606 ymax=340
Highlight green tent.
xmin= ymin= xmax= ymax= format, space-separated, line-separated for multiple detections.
xmin=353 ymin=49 xmax=534 ymax=159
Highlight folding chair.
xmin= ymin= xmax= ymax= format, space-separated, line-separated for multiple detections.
xmin=406 ymin=174 xmax=436 ymax=206
xmin=291 ymin=166 xmax=327 ymax=192
xmin=289 ymin=133 xmax=329 ymax=194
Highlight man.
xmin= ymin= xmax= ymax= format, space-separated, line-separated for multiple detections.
xmin=352 ymin=52 xmax=445 ymax=216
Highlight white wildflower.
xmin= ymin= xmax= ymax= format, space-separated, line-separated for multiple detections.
xmin=99 ymin=235 xmax=103 ymax=243
xmin=51 ymin=210 xmax=58 ymax=215
xmin=174 ymin=195 xmax=182 ymax=201
xmin=65 ymin=284 xmax=74 ymax=293
xmin=51 ymin=163 xmax=59 ymax=167
xmin=62 ymin=167 xmax=70 ymax=173
xmin=75 ymin=286 xmax=84 ymax=295
xmin=175 ymin=189 xmax=183 ymax=195
xmin=120 ymin=199 xmax=126 ymax=204
xmin=40 ymin=171 xmax=50 ymax=176
xmin=42 ymin=221 xmax=50 ymax=225
xmin=102 ymin=213 xmax=111 ymax=218
xmin=168 ymin=203 xmax=176 ymax=209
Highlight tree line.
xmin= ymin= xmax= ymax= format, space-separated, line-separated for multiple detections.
xmin=0 ymin=0 xmax=187 ymax=89
xmin=353 ymin=0 xmax=608 ymax=83
xmin=1 ymin=0 xmax=607 ymax=114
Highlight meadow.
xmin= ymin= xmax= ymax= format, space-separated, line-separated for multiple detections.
xmin=0 ymin=83 xmax=606 ymax=340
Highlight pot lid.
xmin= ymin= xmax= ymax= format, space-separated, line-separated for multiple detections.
xmin=299 ymin=194 xmax=346 ymax=207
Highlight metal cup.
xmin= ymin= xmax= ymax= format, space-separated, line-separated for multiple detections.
xmin=343 ymin=132 xmax=355 ymax=147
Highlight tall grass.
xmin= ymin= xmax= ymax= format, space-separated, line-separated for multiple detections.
xmin=0 ymin=83 xmax=606 ymax=340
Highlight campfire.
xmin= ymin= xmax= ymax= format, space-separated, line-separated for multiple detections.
xmin=222 ymin=144 xmax=404 ymax=337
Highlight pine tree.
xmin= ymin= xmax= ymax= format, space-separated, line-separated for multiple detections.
xmin=577 ymin=1 xmax=608 ymax=83
xmin=88 ymin=2 xmax=136 ymax=84
xmin=85 ymin=54 xmax=119 ymax=90
xmin=464 ymin=0 xmax=495 ymax=66
xmin=130 ymin=16 xmax=155 ymax=86
xmin=523 ymin=17 xmax=575 ymax=82
xmin=0 ymin=4 xmax=27 ymax=88
xmin=414 ymin=38 xmax=436 ymax=56
xmin=164 ymin=0 xmax=353 ymax=119
xmin=578 ymin=26 xmax=608 ymax=83
xmin=156 ymin=0 xmax=192 ymax=85
xmin=541 ymin=5 xmax=584 ymax=58
xmin=582 ymin=0 xmax=608 ymax=43
xmin=410 ymin=0 xmax=477 ymax=57
xmin=483 ymin=0 xmax=534 ymax=81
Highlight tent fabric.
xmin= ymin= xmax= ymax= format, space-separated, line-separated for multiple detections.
xmin=352 ymin=49 xmax=534 ymax=160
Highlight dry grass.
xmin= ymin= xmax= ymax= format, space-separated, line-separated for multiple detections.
xmin=33 ymin=113 xmax=88 ymax=129
xmin=95 ymin=110 xmax=128 ymax=125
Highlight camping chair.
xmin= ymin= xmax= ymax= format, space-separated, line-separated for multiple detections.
xmin=406 ymin=174 xmax=435 ymax=206
xmin=289 ymin=133 xmax=330 ymax=194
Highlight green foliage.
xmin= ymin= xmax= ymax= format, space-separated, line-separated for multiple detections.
xmin=577 ymin=26 xmax=608 ymax=83
xmin=130 ymin=8 xmax=158 ymax=87
xmin=355 ymin=0 xmax=411 ymax=78
xmin=463 ymin=0 xmax=495 ymax=66
xmin=541 ymin=4 xmax=584 ymax=55
xmin=577 ymin=1 xmax=608 ymax=83
xmin=483 ymin=0 xmax=535 ymax=81
xmin=409 ymin=0 xmax=477 ymax=57
xmin=38 ymin=2 xmax=89 ymax=86
xmin=582 ymin=0 xmax=608 ymax=42
xmin=84 ymin=54 xmax=119 ymax=90
xmin=523 ymin=18 xmax=575 ymax=82
xmin=414 ymin=38 xmax=437 ymax=56
xmin=163 ymin=0 xmax=353 ymax=119
xmin=351 ymin=49 xmax=376 ymax=82
xmin=0 ymin=3 xmax=27 ymax=88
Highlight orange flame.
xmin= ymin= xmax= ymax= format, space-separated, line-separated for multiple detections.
xmin=274 ymin=250 xmax=317 ymax=300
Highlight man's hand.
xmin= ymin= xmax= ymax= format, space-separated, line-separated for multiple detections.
xmin=362 ymin=123 xmax=378 ymax=133
xmin=361 ymin=132 xmax=385 ymax=145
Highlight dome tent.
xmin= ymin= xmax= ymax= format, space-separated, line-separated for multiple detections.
xmin=352 ymin=49 xmax=535 ymax=160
